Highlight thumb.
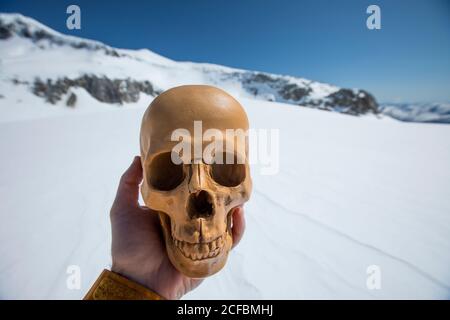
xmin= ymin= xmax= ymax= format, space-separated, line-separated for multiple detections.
xmin=112 ymin=156 xmax=143 ymax=211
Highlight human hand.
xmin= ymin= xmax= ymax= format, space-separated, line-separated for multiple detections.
xmin=110 ymin=156 xmax=246 ymax=299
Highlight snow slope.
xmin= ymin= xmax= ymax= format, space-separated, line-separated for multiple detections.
xmin=0 ymin=96 xmax=449 ymax=299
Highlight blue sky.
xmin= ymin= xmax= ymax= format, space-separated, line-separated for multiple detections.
xmin=1 ymin=0 xmax=449 ymax=103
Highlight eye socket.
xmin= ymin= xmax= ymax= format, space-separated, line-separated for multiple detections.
xmin=210 ymin=153 xmax=246 ymax=187
xmin=148 ymin=152 xmax=185 ymax=191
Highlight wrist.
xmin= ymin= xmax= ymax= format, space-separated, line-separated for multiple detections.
xmin=111 ymin=264 xmax=158 ymax=295
xmin=111 ymin=264 xmax=182 ymax=300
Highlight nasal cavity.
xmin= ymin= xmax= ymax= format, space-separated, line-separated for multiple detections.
xmin=188 ymin=190 xmax=214 ymax=219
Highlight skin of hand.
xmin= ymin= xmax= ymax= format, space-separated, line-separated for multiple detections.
xmin=110 ymin=156 xmax=246 ymax=300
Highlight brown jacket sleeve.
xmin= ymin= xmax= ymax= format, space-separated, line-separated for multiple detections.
xmin=84 ymin=269 xmax=165 ymax=300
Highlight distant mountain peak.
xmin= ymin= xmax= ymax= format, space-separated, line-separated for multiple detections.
xmin=380 ymin=102 xmax=450 ymax=123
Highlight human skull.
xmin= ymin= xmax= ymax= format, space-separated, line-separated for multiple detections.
xmin=140 ymin=85 xmax=252 ymax=278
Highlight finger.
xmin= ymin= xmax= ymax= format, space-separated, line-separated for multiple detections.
xmin=231 ymin=206 xmax=245 ymax=249
xmin=113 ymin=156 xmax=143 ymax=210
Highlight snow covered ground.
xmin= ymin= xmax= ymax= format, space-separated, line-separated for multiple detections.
xmin=0 ymin=94 xmax=449 ymax=299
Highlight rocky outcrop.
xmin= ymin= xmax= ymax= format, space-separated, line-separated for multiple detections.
xmin=239 ymin=72 xmax=380 ymax=115
xmin=66 ymin=92 xmax=77 ymax=107
xmin=324 ymin=89 xmax=378 ymax=115
xmin=33 ymin=75 xmax=160 ymax=106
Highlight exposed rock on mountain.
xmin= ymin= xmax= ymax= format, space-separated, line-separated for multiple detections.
xmin=239 ymin=72 xmax=379 ymax=115
xmin=33 ymin=76 xmax=159 ymax=105
xmin=66 ymin=92 xmax=76 ymax=107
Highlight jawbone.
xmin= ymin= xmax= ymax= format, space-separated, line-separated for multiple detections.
xmin=157 ymin=211 xmax=233 ymax=278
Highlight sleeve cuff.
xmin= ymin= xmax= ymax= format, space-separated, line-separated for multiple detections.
xmin=84 ymin=269 xmax=165 ymax=300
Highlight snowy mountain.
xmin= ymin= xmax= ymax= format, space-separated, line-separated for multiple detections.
xmin=381 ymin=102 xmax=450 ymax=124
xmin=0 ymin=13 xmax=379 ymax=119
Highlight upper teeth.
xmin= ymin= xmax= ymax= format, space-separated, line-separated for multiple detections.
xmin=173 ymin=235 xmax=224 ymax=260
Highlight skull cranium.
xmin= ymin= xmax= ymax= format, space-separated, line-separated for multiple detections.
xmin=140 ymin=85 xmax=252 ymax=278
